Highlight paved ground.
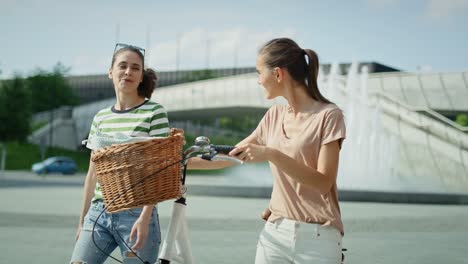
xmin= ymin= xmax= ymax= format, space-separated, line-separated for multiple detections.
xmin=0 ymin=171 xmax=467 ymax=264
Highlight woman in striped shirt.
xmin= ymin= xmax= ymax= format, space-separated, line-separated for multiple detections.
xmin=71 ymin=43 xmax=169 ymax=264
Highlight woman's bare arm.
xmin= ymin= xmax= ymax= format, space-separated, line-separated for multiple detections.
xmin=187 ymin=133 xmax=259 ymax=169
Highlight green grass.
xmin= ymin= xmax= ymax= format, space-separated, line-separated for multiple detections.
xmin=3 ymin=141 xmax=90 ymax=172
xmin=455 ymin=114 xmax=468 ymax=127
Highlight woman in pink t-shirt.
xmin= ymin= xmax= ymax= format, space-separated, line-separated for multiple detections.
xmin=229 ymin=38 xmax=346 ymax=264
xmin=189 ymin=37 xmax=346 ymax=263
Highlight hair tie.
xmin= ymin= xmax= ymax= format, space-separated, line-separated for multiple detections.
xmin=302 ymin=49 xmax=309 ymax=65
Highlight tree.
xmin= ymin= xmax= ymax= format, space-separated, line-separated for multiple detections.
xmin=27 ymin=62 xmax=79 ymax=113
xmin=0 ymin=74 xmax=32 ymax=173
xmin=0 ymin=75 xmax=32 ymax=142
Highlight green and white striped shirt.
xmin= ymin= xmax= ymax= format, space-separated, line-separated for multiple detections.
xmin=87 ymin=100 xmax=170 ymax=200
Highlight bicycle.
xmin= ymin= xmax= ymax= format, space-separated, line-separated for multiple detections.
xmin=87 ymin=134 xmax=346 ymax=263
xmin=158 ymin=136 xmax=242 ymax=264
xmin=82 ymin=132 xmax=239 ymax=264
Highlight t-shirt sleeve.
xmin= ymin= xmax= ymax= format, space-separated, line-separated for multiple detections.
xmin=321 ymin=108 xmax=346 ymax=149
xmin=149 ymin=105 xmax=170 ymax=137
xmin=85 ymin=115 xmax=98 ymax=149
xmin=252 ymin=106 xmax=276 ymax=145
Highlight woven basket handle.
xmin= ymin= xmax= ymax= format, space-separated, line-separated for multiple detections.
xmin=91 ymin=128 xmax=185 ymax=162
xmin=91 ymin=143 xmax=136 ymax=162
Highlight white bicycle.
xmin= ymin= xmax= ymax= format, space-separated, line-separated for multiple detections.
xmin=158 ymin=136 xmax=242 ymax=264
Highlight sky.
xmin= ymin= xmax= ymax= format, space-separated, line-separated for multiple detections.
xmin=1 ymin=0 xmax=468 ymax=78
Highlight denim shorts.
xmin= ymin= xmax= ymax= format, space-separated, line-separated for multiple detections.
xmin=70 ymin=200 xmax=161 ymax=264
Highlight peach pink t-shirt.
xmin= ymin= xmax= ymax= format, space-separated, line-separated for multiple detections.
xmin=253 ymin=103 xmax=346 ymax=235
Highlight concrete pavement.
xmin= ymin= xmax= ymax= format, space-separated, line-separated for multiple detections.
xmin=0 ymin=171 xmax=467 ymax=263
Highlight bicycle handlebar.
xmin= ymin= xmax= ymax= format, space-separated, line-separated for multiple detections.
xmin=181 ymin=136 xmax=242 ymax=185
xmin=211 ymin=145 xmax=236 ymax=155
xmin=183 ymin=136 xmax=241 ymax=164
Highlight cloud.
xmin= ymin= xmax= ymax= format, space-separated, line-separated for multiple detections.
xmin=71 ymin=55 xmax=109 ymax=75
xmin=425 ymin=0 xmax=468 ymax=19
xmin=0 ymin=0 xmax=23 ymax=15
xmin=365 ymin=0 xmax=468 ymax=23
xmin=0 ymin=0 xmax=60 ymax=12
xmin=365 ymin=0 xmax=402 ymax=9
xmin=148 ymin=27 xmax=297 ymax=70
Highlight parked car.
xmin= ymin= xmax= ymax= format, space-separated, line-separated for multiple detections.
xmin=31 ymin=156 xmax=77 ymax=175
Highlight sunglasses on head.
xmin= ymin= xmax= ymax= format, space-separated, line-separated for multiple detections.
xmin=114 ymin=43 xmax=145 ymax=57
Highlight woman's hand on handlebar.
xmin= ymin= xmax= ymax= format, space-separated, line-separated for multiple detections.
xmin=229 ymin=143 xmax=269 ymax=163
xmin=171 ymin=128 xmax=184 ymax=136
xmin=171 ymin=128 xmax=185 ymax=144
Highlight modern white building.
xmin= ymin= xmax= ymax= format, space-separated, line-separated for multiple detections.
xmin=30 ymin=63 xmax=468 ymax=194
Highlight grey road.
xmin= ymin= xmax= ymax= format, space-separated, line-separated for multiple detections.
xmin=0 ymin=171 xmax=467 ymax=264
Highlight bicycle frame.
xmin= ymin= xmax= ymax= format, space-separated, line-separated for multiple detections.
xmin=158 ymin=196 xmax=193 ymax=264
xmin=158 ymin=136 xmax=240 ymax=264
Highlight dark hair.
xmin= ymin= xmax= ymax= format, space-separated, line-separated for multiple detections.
xmin=258 ymin=38 xmax=331 ymax=104
xmin=111 ymin=46 xmax=158 ymax=98
xmin=139 ymin=68 xmax=158 ymax=98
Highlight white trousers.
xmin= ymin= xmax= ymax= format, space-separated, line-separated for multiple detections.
xmin=255 ymin=218 xmax=342 ymax=264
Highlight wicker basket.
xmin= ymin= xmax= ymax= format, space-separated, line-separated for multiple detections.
xmin=91 ymin=129 xmax=184 ymax=213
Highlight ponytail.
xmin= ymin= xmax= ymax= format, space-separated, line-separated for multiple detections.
xmin=138 ymin=68 xmax=158 ymax=98
xmin=303 ymin=49 xmax=331 ymax=104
